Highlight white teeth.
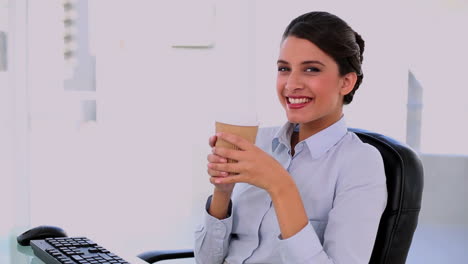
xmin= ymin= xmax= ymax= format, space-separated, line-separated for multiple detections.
xmin=288 ymin=97 xmax=311 ymax=104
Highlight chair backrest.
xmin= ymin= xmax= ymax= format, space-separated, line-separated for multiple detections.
xmin=349 ymin=128 xmax=424 ymax=264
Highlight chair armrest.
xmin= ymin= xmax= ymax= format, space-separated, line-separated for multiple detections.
xmin=137 ymin=249 xmax=194 ymax=263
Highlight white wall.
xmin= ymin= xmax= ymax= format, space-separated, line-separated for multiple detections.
xmin=0 ymin=33 xmax=14 ymax=237
xmin=405 ymin=1 xmax=468 ymax=155
xmin=0 ymin=0 xmax=29 ymax=237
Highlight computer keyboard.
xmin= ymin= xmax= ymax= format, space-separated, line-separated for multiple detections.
xmin=30 ymin=237 xmax=130 ymax=264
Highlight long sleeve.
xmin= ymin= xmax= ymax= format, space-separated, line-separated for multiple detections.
xmin=194 ymin=195 xmax=233 ymax=264
xmin=278 ymin=143 xmax=387 ymax=263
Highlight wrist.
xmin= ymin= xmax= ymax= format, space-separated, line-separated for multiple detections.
xmin=213 ymin=186 xmax=233 ymax=199
xmin=214 ymin=184 xmax=234 ymax=196
xmin=268 ymin=174 xmax=297 ymax=199
xmin=209 ymin=187 xmax=233 ymax=219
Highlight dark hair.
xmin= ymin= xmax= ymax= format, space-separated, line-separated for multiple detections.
xmin=282 ymin=11 xmax=364 ymax=104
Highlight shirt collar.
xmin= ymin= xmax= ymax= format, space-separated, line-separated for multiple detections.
xmin=272 ymin=116 xmax=348 ymax=159
xmin=272 ymin=121 xmax=294 ymax=152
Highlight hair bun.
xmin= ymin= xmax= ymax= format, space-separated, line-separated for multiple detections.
xmin=354 ymin=31 xmax=365 ymax=63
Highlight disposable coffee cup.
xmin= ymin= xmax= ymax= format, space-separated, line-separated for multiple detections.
xmin=215 ymin=114 xmax=258 ymax=163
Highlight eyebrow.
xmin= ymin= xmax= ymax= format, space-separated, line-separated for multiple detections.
xmin=277 ymin=59 xmax=325 ymax=66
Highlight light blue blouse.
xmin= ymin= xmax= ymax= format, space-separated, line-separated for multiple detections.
xmin=195 ymin=117 xmax=387 ymax=264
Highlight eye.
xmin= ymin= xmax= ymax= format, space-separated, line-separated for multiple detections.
xmin=277 ymin=66 xmax=290 ymax=72
xmin=305 ymin=67 xmax=320 ymax=73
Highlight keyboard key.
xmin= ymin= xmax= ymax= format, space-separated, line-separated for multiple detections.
xmin=101 ymin=254 xmax=113 ymax=260
xmin=89 ymin=248 xmax=100 ymax=253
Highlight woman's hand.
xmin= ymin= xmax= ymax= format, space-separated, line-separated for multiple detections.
xmin=207 ymin=132 xmax=292 ymax=195
xmin=207 ymin=135 xmax=235 ymax=194
xmin=208 ymin=132 xmax=308 ymax=236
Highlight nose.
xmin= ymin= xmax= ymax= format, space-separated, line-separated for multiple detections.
xmin=284 ymin=71 xmax=304 ymax=92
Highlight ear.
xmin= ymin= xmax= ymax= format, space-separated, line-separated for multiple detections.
xmin=340 ymin=72 xmax=357 ymax=96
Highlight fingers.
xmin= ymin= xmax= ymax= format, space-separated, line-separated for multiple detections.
xmin=206 ymin=133 xmax=251 ymax=186
xmin=207 ymin=153 xmax=227 ymax=163
xmin=207 ymin=154 xmax=228 ymax=177
xmin=208 ymin=162 xmax=238 ymax=174
xmin=216 ymin=132 xmax=252 ymax=151
xmin=208 ymin=135 xmax=217 ymax=148
xmin=211 ymin=146 xmax=243 ymax=161
xmin=210 ymin=176 xmax=223 ymax=185
xmin=207 ymin=168 xmax=229 ymax=177
xmin=212 ymin=174 xmax=243 ymax=184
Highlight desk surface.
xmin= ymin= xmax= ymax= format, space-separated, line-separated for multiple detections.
xmin=1 ymin=232 xmax=148 ymax=264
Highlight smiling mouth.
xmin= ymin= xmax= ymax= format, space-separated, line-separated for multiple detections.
xmin=287 ymin=97 xmax=312 ymax=104
xmin=285 ymin=96 xmax=313 ymax=109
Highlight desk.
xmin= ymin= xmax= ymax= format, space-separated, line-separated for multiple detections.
xmin=1 ymin=230 xmax=149 ymax=264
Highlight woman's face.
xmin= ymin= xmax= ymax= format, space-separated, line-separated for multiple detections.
xmin=276 ymin=36 xmax=355 ymax=129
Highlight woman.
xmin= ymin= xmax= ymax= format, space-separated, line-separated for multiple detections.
xmin=196 ymin=11 xmax=387 ymax=264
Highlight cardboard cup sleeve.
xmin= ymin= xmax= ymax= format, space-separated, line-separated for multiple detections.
xmin=215 ymin=121 xmax=258 ymax=163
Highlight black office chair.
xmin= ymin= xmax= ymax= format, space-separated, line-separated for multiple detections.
xmin=138 ymin=129 xmax=424 ymax=263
